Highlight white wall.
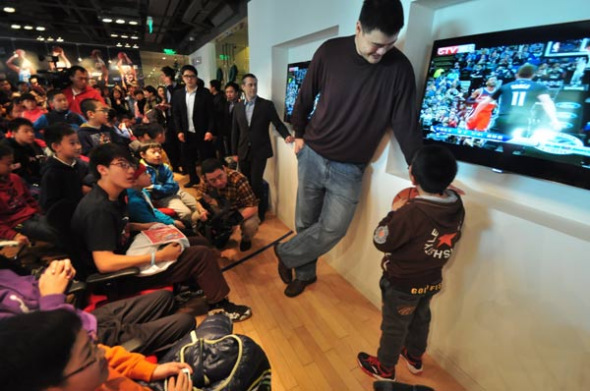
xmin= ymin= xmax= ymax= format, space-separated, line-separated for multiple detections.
xmin=248 ymin=0 xmax=590 ymax=389
xmin=189 ymin=42 xmax=217 ymax=85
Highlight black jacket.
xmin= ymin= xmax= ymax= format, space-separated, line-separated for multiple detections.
xmin=172 ymin=87 xmax=215 ymax=137
xmin=231 ymin=97 xmax=291 ymax=161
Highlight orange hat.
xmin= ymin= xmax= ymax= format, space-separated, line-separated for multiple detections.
xmin=133 ymin=163 xmax=147 ymax=180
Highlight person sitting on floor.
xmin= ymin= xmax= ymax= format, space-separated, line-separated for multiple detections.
xmin=0 ymin=259 xmax=195 ymax=355
xmin=0 ymin=309 xmax=194 ymax=391
xmin=0 ymin=143 xmax=57 ymax=245
xmin=139 ymin=142 xmax=198 ymax=226
xmin=70 ymin=143 xmax=251 ymax=322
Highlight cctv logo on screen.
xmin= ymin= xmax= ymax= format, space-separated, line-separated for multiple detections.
xmin=437 ymin=44 xmax=476 ymax=56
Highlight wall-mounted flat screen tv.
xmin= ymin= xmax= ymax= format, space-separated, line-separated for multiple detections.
xmin=284 ymin=61 xmax=319 ymax=123
xmin=420 ymin=20 xmax=590 ymax=190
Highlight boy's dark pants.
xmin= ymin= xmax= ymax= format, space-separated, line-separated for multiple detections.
xmin=378 ymin=276 xmax=438 ymax=367
xmin=17 ymin=215 xmax=59 ymax=243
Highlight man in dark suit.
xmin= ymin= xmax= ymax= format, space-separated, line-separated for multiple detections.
xmin=160 ymin=66 xmax=183 ymax=173
xmin=231 ymin=73 xmax=293 ymax=220
xmin=173 ymin=65 xmax=216 ymax=187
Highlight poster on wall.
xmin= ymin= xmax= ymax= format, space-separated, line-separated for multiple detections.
xmin=0 ymin=38 xmax=143 ymax=90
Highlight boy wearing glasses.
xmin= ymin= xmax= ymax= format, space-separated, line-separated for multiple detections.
xmin=71 ymin=144 xmax=252 ymax=322
xmin=78 ymin=98 xmax=112 ymax=155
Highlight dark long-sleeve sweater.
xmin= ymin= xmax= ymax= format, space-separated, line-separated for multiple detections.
xmin=291 ymin=36 xmax=422 ymax=164
xmin=373 ymin=191 xmax=465 ymax=291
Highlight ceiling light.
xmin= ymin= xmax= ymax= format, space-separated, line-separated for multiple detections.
xmin=102 ymin=17 xmax=113 ymax=23
xmin=3 ymin=7 xmax=16 ymax=13
xmin=162 ymin=57 xmax=166 ymax=60
xmin=116 ymin=42 xmax=122 ymax=47
xmin=121 ymin=35 xmax=128 ymax=39
xmin=56 ymin=37 xmax=64 ymax=42
xmin=47 ymin=37 xmax=54 ymax=42
xmin=110 ymin=33 xmax=118 ymax=38
xmin=108 ymin=59 xmax=112 ymax=63
xmin=37 ymin=36 xmax=45 ymax=41
xmin=115 ymin=19 xmax=125 ymax=24
xmin=129 ymin=20 xmax=138 ymax=26
xmin=78 ymin=57 xmax=82 ymax=62
xmin=124 ymin=43 xmax=130 ymax=48
xmin=10 ymin=24 xmax=21 ymax=29
xmin=132 ymin=44 xmax=139 ymax=49
xmin=36 ymin=26 xmax=45 ymax=31
xmin=24 ymin=25 xmax=33 ymax=30
xmin=131 ymin=36 xmax=138 ymax=40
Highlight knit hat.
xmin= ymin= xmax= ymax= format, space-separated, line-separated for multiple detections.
xmin=133 ymin=163 xmax=147 ymax=180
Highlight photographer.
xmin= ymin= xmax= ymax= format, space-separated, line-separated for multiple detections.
xmin=195 ymin=159 xmax=259 ymax=251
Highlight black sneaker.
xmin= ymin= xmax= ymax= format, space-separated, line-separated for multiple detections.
xmin=209 ymin=299 xmax=252 ymax=322
xmin=273 ymin=243 xmax=292 ymax=284
xmin=284 ymin=277 xmax=317 ymax=297
xmin=239 ymin=240 xmax=252 ymax=251
xmin=400 ymin=347 xmax=423 ymax=374
xmin=357 ymin=352 xmax=396 ymax=381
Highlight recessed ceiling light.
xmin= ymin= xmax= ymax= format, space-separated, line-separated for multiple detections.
xmin=56 ymin=37 xmax=64 ymax=42
xmin=10 ymin=24 xmax=21 ymax=29
xmin=129 ymin=20 xmax=138 ymax=26
xmin=116 ymin=43 xmax=122 ymax=47
xmin=110 ymin=33 xmax=118 ymax=38
xmin=102 ymin=17 xmax=113 ymax=23
xmin=115 ymin=19 xmax=125 ymax=24
xmin=36 ymin=26 xmax=45 ymax=31
xmin=131 ymin=36 xmax=138 ymax=40
xmin=37 ymin=36 xmax=45 ymax=41
xmin=24 ymin=25 xmax=33 ymax=30
xmin=47 ymin=37 xmax=54 ymax=42
xmin=124 ymin=43 xmax=130 ymax=48
xmin=121 ymin=35 xmax=128 ymax=39
xmin=162 ymin=57 xmax=166 ymax=60
xmin=3 ymin=7 xmax=16 ymax=13
xmin=132 ymin=44 xmax=139 ymax=49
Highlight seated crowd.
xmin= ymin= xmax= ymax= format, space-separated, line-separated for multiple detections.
xmin=0 ymin=64 xmax=268 ymax=390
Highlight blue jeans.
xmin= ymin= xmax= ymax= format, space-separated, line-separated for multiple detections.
xmin=276 ymin=145 xmax=365 ymax=280
xmin=378 ymin=277 xmax=436 ymax=367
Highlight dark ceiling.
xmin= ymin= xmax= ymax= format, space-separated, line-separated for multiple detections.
xmin=0 ymin=0 xmax=248 ymax=54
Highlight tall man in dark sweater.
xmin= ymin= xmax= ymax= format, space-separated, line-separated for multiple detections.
xmin=274 ymin=0 xmax=423 ymax=297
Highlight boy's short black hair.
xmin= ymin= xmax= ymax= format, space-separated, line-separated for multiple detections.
xmin=133 ymin=89 xmax=144 ymax=97
xmin=7 ymin=118 xmax=33 ymax=133
xmin=44 ymin=123 xmax=76 ymax=152
xmin=180 ymin=64 xmax=198 ymax=76
xmin=411 ymin=145 xmax=457 ymax=194
xmin=359 ymin=0 xmax=404 ymax=36
xmin=89 ymin=143 xmax=133 ymax=178
xmin=79 ymin=98 xmax=100 ymax=120
xmin=0 ymin=309 xmax=81 ymax=391
xmin=138 ymin=141 xmax=162 ymax=155
xmin=47 ymin=89 xmax=65 ymax=102
xmin=201 ymin=158 xmax=224 ymax=176
xmin=0 ymin=143 xmax=14 ymax=159
xmin=20 ymin=93 xmax=36 ymax=102
xmin=241 ymin=73 xmax=257 ymax=83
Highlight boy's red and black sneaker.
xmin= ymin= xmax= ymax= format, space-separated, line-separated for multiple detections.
xmin=357 ymin=352 xmax=396 ymax=381
xmin=400 ymin=347 xmax=423 ymax=374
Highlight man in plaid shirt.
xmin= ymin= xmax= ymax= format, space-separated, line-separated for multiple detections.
xmin=195 ymin=158 xmax=259 ymax=251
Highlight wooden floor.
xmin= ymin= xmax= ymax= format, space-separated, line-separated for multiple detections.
xmin=192 ymin=214 xmax=465 ymax=391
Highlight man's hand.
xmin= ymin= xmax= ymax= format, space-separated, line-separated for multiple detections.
xmin=173 ymin=220 xmax=186 ymax=229
xmin=293 ymin=138 xmax=305 ymax=154
xmin=178 ymin=133 xmax=186 ymax=143
xmin=151 ymin=362 xmax=192 ymax=381
xmin=167 ymin=369 xmax=193 ymax=391
xmin=285 ymin=135 xmax=295 ymax=143
xmin=157 ymin=242 xmax=182 ymax=262
xmin=204 ymin=132 xmax=214 ymax=141
xmin=13 ymin=233 xmax=30 ymax=246
xmin=38 ymin=260 xmax=74 ymax=296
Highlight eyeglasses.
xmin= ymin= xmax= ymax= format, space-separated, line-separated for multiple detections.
xmin=110 ymin=161 xmax=136 ymax=170
xmin=62 ymin=339 xmax=99 ymax=379
xmin=182 ymin=74 xmax=197 ymax=79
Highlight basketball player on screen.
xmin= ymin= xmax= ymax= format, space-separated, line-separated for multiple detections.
xmin=469 ymin=63 xmax=561 ymax=136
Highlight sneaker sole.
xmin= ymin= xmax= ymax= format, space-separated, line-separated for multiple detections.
xmin=400 ymin=353 xmax=423 ymax=375
xmin=356 ymin=358 xmax=396 ymax=382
